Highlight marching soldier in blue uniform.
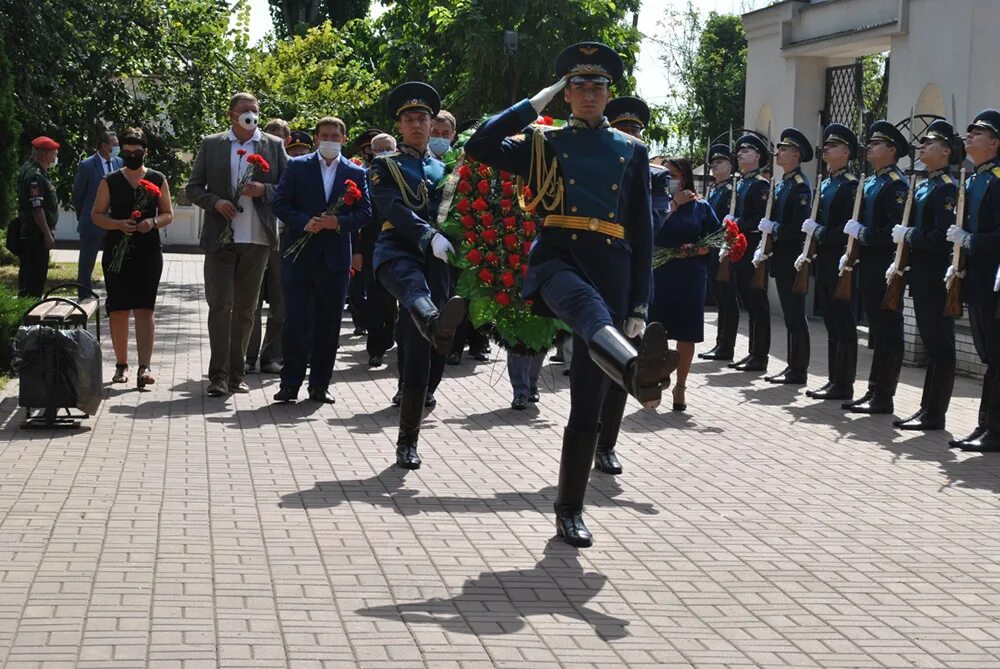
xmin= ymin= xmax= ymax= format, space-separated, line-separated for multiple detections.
xmin=759 ymin=128 xmax=813 ymax=383
xmin=701 ymin=143 xmax=738 ymax=361
xmin=803 ymin=124 xmax=861 ymax=400
xmin=890 ymin=120 xmax=960 ymax=430
xmin=841 ymin=121 xmax=910 ymax=414
xmin=730 ymin=134 xmax=772 ymax=372
xmin=946 ymin=109 xmax=1000 ymax=451
xmin=592 ymin=95 xmax=669 ymax=476
xmin=466 ymin=42 xmax=676 ymax=546
xmin=370 ymin=82 xmax=467 ymax=470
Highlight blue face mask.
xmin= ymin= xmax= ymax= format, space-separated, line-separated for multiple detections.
xmin=110 ymin=146 xmax=121 ymax=159
xmin=428 ymin=137 xmax=451 ymax=157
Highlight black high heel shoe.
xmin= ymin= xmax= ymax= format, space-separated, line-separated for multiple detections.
xmin=672 ymin=385 xmax=687 ymax=412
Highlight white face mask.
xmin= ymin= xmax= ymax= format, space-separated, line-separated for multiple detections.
xmin=110 ymin=146 xmax=121 ymax=159
xmin=318 ymin=141 xmax=341 ymax=160
xmin=667 ymin=180 xmax=679 ymax=196
xmin=50 ymin=154 xmax=58 ymax=168
xmin=237 ymin=111 xmax=259 ymax=129
xmin=428 ymin=136 xmax=451 ymax=157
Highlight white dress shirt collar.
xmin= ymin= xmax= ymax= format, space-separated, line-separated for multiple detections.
xmin=316 ymin=151 xmax=339 ymax=202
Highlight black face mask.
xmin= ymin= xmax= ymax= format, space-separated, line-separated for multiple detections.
xmin=122 ymin=153 xmax=145 ymax=170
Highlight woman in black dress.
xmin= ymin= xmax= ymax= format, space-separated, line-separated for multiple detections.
xmin=91 ymin=128 xmax=173 ymax=389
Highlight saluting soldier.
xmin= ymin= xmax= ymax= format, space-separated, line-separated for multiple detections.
xmin=15 ymin=136 xmax=61 ymax=297
xmin=701 ymin=144 xmax=738 ymax=361
xmin=466 ymin=42 xmax=675 ymax=547
xmin=592 ymin=95 xmax=668 ymax=476
xmin=759 ymin=128 xmax=813 ymax=384
xmin=803 ymin=124 xmax=861 ymax=401
xmin=729 ymin=134 xmax=772 ymax=372
xmin=946 ymin=109 xmax=1000 ymax=451
xmin=889 ymin=120 xmax=961 ymax=431
xmin=841 ymin=121 xmax=910 ymax=414
xmin=370 ymin=82 xmax=467 ymax=470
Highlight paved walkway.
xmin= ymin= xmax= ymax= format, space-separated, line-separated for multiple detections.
xmin=1 ymin=252 xmax=1000 ymax=668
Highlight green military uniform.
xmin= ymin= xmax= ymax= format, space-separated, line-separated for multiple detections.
xmin=16 ymin=159 xmax=58 ymax=297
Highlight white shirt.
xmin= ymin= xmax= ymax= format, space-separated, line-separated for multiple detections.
xmin=316 ymin=151 xmax=339 ymax=202
xmin=99 ymin=153 xmax=114 ymax=175
xmin=227 ymin=128 xmax=269 ymax=246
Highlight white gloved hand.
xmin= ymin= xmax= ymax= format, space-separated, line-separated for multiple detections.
xmin=752 ymin=245 xmax=765 ymax=267
xmin=757 ymin=218 xmax=776 ymax=234
xmin=624 ymin=317 xmax=646 ymax=339
xmin=723 ymin=214 xmax=738 ymax=227
xmin=838 ymin=253 xmax=849 ymax=273
xmin=844 ymin=219 xmax=863 ymax=239
xmin=994 ymin=265 xmax=1000 ymax=292
xmin=945 ymin=264 xmax=956 ymax=285
xmin=946 ymin=224 xmax=969 ymax=245
xmin=529 ymin=78 xmax=567 ymax=114
xmin=430 ymin=233 xmax=454 ymax=261
xmin=719 ymin=247 xmax=729 ymax=261
xmin=885 ymin=262 xmax=897 ymax=283
xmin=891 ymin=224 xmax=908 ymax=245
xmin=793 ymin=254 xmax=807 ymax=272
xmin=801 ymin=218 xmax=819 ymax=235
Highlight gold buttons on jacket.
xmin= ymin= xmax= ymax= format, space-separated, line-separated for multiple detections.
xmin=611 ymin=184 xmax=618 ymax=191
xmin=588 ymin=218 xmax=600 ymax=231
xmin=569 ymin=178 xmax=576 ymax=185
xmin=562 ymin=153 xmax=569 ymax=158
xmin=571 ymin=206 xmax=579 ymax=213
xmin=571 ymin=233 xmax=578 ymax=240
xmin=608 ymin=213 xmax=616 ymax=219
xmin=618 ymin=156 xmax=625 ymax=163
xmin=606 ymin=238 xmax=611 ymax=245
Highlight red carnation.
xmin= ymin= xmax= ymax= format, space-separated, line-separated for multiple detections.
xmin=501 ymin=181 xmax=514 ymax=197
xmin=500 ymin=171 xmax=512 ymax=181
xmin=472 ymin=197 xmax=488 ymax=212
xmin=503 ymin=233 xmax=518 ymax=251
xmin=477 ymin=164 xmax=492 ymax=177
xmin=131 ymin=210 xmax=142 ymax=220
xmin=480 ymin=212 xmax=494 ymax=227
xmin=477 ymin=179 xmax=490 ymax=195
xmin=503 ymin=216 xmax=517 ymax=230
xmin=522 ymin=186 xmax=533 ymax=200
xmin=542 ymin=116 xmax=554 ymax=125
xmin=482 ymin=229 xmax=498 ymax=245
xmin=237 ymin=149 xmax=247 ymax=157
xmin=465 ymin=231 xmax=478 ymax=245
xmin=730 ymin=233 xmax=748 ymax=263
xmin=342 ymin=179 xmax=362 ymax=205
xmin=457 ymin=180 xmax=472 ymax=194
xmin=485 ymin=251 xmax=499 ymax=265
xmin=507 ymin=253 xmax=521 ymax=268
xmin=456 ymin=198 xmax=470 ymax=214
xmin=467 ymin=248 xmax=483 ymax=265
xmin=501 ymin=199 xmax=512 ymax=211
xmin=247 ymin=153 xmax=270 ymax=172
xmin=495 ymin=292 xmax=511 ymax=307
xmin=458 ymin=165 xmax=472 ymax=179
xmin=461 ymin=215 xmax=476 ymax=229
xmin=138 ymin=179 xmax=161 ymax=197
xmin=522 ymin=241 xmax=533 ymax=255
xmin=478 ymin=268 xmax=493 ymax=284
xmin=500 ymin=272 xmax=515 ymax=288
xmin=522 ymin=220 xmax=536 ymax=236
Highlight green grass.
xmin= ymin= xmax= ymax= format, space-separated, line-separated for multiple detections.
xmin=0 ymin=260 xmax=101 ymax=295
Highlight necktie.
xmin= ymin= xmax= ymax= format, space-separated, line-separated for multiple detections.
xmin=106 ymin=160 xmax=112 ymax=174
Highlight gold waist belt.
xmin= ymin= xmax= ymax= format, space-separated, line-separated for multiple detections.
xmin=543 ymin=215 xmax=624 ymax=239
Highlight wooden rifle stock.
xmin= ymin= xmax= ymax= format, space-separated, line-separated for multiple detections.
xmin=833 ymin=171 xmax=866 ymax=302
xmin=792 ymin=238 xmax=816 ymax=294
xmin=882 ymin=174 xmax=918 ymax=311
xmin=945 ymin=167 xmax=967 ymax=318
xmin=716 ymin=175 xmax=740 ymax=284
xmin=751 ymin=175 xmax=775 ymax=291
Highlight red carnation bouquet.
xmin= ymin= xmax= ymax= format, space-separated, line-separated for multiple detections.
xmin=108 ymin=178 xmax=161 ymax=274
xmin=437 ymin=117 xmax=567 ymax=354
xmin=219 ymin=151 xmax=270 ymax=245
xmin=652 ymin=213 xmax=747 ymax=267
xmin=284 ymin=178 xmax=363 ymax=262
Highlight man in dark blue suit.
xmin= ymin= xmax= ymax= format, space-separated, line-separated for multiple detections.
xmin=71 ymin=130 xmax=122 ymax=299
xmin=271 ymin=116 xmax=372 ymax=403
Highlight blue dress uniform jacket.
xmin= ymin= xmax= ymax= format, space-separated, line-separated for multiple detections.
xmin=369 ymin=145 xmax=447 ymax=273
xmin=960 ymin=159 xmax=1000 ymax=305
xmin=465 ymin=98 xmax=653 ymax=323
xmin=814 ymin=168 xmax=858 ymax=257
xmin=707 ymin=179 xmax=733 ymax=222
xmin=769 ymin=167 xmax=811 ymax=280
xmin=858 ymin=165 xmax=909 ymax=291
xmin=906 ymin=170 xmax=957 ymax=300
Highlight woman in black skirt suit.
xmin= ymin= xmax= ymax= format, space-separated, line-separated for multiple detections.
xmin=91 ymin=128 xmax=173 ymax=389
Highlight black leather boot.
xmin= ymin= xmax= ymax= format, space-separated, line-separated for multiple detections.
xmin=815 ymin=339 xmax=855 ymax=401
xmin=957 ymin=373 xmax=1000 ymax=452
xmin=409 ymin=295 xmax=468 ymax=355
xmin=699 ymin=308 xmax=727 ymax=360
xmin=898 ymin=362 xmax=952 ymax=431
xmin=737 ymin=313 xmax=768 ymax=371
xmin=843 ymin=345 xmax=878 ymax=410
xmin=588 ymin=324 xmax=676 ymax=408
xmin=395 ymin=386 xmax=426 ymax=469
xmin=765 ymin=332 xmax=809 ymax=384
xmin=807 ymin=339 xmax=838 ymax=398
xmin=715 ymin=302 xmax=739 ymax=360
xmin=951 ymin=375 xmax=991 ymax=448
xmin=729 ymin=315 xmax=755 ymax=369
xmin=847 ymin=348 xmax=900 ymax=414
xmin=555 ymin=427 xmax=600 ymax=547
xmin=595 ymin=386 xmax=627 ymax=475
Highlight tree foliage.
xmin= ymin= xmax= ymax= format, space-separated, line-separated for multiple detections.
xmin=268 ymin=0 xmax=370 ymax=38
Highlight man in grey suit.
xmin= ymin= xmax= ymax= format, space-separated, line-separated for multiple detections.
xmin=71 ymin=130 xmax=122 ymax=299
xmin=186 ymin=92 xmax=288 ymax=396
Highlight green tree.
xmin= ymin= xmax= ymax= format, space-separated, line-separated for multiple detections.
xmin=0 ymin=41 xmax=21 ymax=235
xmin=268 ymin=0 xmax=369 ymax=37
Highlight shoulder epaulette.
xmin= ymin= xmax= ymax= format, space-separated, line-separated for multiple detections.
xmin=889 ymin=170 xmax=902 ymax=181
xmin=755 ymin=174 xmax=768 ymax=182
xmin=992 ymin=166 xmax=1000 ymax=179
xmin=794 ymin=173 xmax=804 ymax=184
xmin=844 ymin=173 xmax=858 ymax=182
xmin=941 ymin=174 xmax=954 ymax=185
xmin=608 ymin=126 xmax=647 ymax=147
xmin=530 ymin=123 xmax=562 ymax=134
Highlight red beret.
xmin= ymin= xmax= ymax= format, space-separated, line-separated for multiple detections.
xmin=31 ymin=136 xmax=60 ymax=151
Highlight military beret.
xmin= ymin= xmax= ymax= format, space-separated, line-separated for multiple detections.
xmin=387 ymin=82 xmax=441 ymax=119
xmin=776 ymin=127 xmax=813 ymax=163
xmin=31 ymin=136 xmax=60 ymax=151
xmin=288 ymin=130 xmax=313 ymax=151
xmin=708 ymin=144 xmax=732 ymax=163
xmin=867 ymin=120 xmax=909 ymax=159
xmin=605 ymin=96 xmax=649 ymax=129
xmin=823 ymin=123 xmax=859 ymax=159
xmin=555 ymin=41 xmax=624 ymax=85
xmin=968 ymin=109 xmax=1000 ymax=137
